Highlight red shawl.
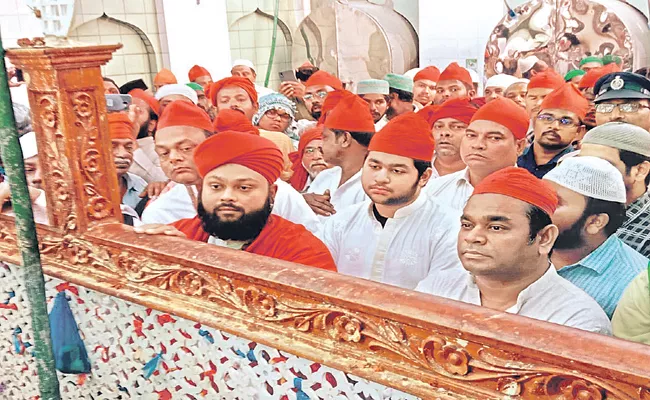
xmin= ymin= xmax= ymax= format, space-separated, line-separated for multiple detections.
xmin=173 ymin=214 xmax=337 ymax=272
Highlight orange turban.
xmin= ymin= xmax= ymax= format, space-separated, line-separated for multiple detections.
xmin=540 ymin=83 xmax=590 ymax=120
xmin=158 ymin=100 xmax=214 ymax=133
xmin=153 ymin=68 xmax=177 ymax=85
xmin=193 ymin=131 xmax=284 ymax=183
xmin=473 ymin=167 xmax=558 ymax=216
xmin=414 ymin=66 xmax=441 ymax=83
xmin=418 ymin=97 xmax=478 ymax=128
xmin=289 ymin=126 xmax=323 ymax=191
xmin=578 ymin=63 xmax=621 ymax=90
xmin=213 ymin=108 xmax=260 ymax=135
xmin=188 ymin=65 xmax=212 ymax=82
xmin=528 ymin=70 xmax=564 ymax=90
xmin=369 ymin=113 xmax=434 ymax=161
xmin=318 ymin=90 xmax=354 ymax=124
xmin=439 ymin=62 xmax=473 ymax=86
xmin=470 ymin=97 xmax=529 ymax=140
xmin=108 ymin=113 xmax=134 ymax=140
xmin=324 ymin=94 xmax=375 ymax=133
xmin=129 ymin=88 xmax=160 ymax=116
xmin=208 ymin=77 xmax=258 ymax=107
xmin=304 ymin=71 xmax=343 ymax=90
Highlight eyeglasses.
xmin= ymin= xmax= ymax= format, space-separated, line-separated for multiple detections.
xmin=536 ymin=113 xmax=580 ymax=127
xmin=595 ymin=103 xmax=650 ymax=114
xmin=265 ymin=109 xmax=292 ymax=122
xmin=303 ymin=91 xmax=328 ymax=101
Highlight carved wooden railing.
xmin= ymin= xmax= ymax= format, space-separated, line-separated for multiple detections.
xmin=1 ymin=40 xmax=650 ymax=399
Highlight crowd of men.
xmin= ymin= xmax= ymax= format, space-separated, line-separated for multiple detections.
xmin=2 ymin=55 xmax=649 ymax=345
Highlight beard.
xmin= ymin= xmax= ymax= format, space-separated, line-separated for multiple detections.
xmin=554 ymin=213 xmax=588 ymax=250
xmin=311 ymin=110 xmax=322 ymax=120
xmin=370 ymin=180 xmax=419 ymax=206
xmin=197 ymin=197 xmax=273 ymax=242
xmin=137 ymin=118 xmax=151 ymax=139
xmin=385 ymin=105 xmax=397 ymax=120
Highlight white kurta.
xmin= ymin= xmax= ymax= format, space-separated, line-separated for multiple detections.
xmin=422 ymin=167 xmax=473 ymax=211
xmin=416 ymin=266 xmax=612 ymax=335
xmin=141 ymin=179 xmax=321 ymax=234
xmin=319 ymin=194 xmax=463 ymax=289
xmin=306 ymin=166 xmax=367 ymax=216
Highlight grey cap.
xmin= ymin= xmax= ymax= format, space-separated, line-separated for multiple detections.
xmin=383 ymin=73 xmax=414 ymax=93
xmin=357 ymin=79 xmax=390 ymax=95
xmin=582 ymin=122 xmax=650 ymax=157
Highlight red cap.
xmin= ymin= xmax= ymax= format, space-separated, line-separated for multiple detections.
xmin=153 ymin=68 xmax=177 ymax=85
xmin=129 ymin=88 xmax=160 ymax=116
xmin=193 ymin=131 xmax=284 ymax=183
xmin=470 ymin=97 xmax=529 ymax=140
xmin=578 ymin=63 xmax=621 ymax=90
xmin=304 ymin=70 xmax=343 ymax=90
xmin=208 ymin=77 xmax=258 ymax=106
xmin=439 ymin=62 xmax=473 ymax=86
xmin=318 ymin=90 xmax=354 ymax=124
xmin=289 ymin=126 xmax=323 ymax=191
xmin=213 ymin=108 xmax=260 ymax=135
xmin=369 ymin=113 xmax=434 ymax=161
xmin=540 ymin=83 xmax=590 ymax=120
xmin=419 ymin=97 xmax=478 ymax=127
xmin=188 ymin=65 xmax=212 ymax=82
xmin=528 ymin=70 xmax=564 ymax=90
xmin=324 ymin=94 xmax=375 ymax=133
xmin=414 ymin=66 xmax=441 ymax=83
xmin=473 ymin=167 xmax=558 ymax=216
xmin=108 ymin=113 xmax=134 ymax=140
xmin=158 ymin=100 xmax=214 ymax=133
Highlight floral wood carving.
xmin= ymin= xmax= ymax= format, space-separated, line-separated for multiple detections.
xmin=35 ymin=232 xmax=650 ymax=399
xmin=70 ymin=91 xmax=114 ymax=221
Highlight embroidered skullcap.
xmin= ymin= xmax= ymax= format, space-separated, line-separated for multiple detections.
xmin=544 ymin=156 xmax=626 ymax=203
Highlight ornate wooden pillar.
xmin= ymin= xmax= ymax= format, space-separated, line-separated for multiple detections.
xmin=6 ymin=41 xmax=123 ymax=233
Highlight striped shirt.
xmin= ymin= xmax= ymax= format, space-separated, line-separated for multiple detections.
xmin=616 ymin=190 xmax=650 ymax=258
xmin=558 ymin=235 xmax=647 ymax=318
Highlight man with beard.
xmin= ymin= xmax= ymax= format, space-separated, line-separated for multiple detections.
xmin=593 ymin=72 xmax=650 ymax=132
xmin=288 ymin=126 xmax=330 ymax=192
xmin=412 ymin=66 xmax=440 ymax=107
xmin=278 ymin=61 xmax=319 ymax=122
xmin=136 ymin=131 xmax=336 ymax=271
xmin=424 ymin=97 xmax=529 ymax=210
xmin=305 ymin=93 xmax=375 ymax=217
xmin=434 ymin=63 xmax=476 ymax=105
xmin=518 ymin=83 xmax=589 ymax=178
xmin=418 ymin=97 xmax=478 ymax=178
xmin=127 ymin=89 xmax=168 ymax=183
xmin=357 ymin=79 xmax=390 ymax=131
xmin=384 ymin=73 xmax=415 ymax=118
xmin=579 ymin=122 xmax=650 ymax=258
xmin=577 ymin=63 xmax=619 ymax=130
xmin=320 ymin=113 xmax=462 ymax=289
xmin=544 ymin=156 xmax=647 ymax=318
xmin=416 ymin=167 xmax=611 ymax=334
xmin=300 ymin=71 xmax=343 ymax=123
xmin=142 ymin=101 xmax=320 ymax=233
xmin=188 ymin=64 xmax=213 ymax=89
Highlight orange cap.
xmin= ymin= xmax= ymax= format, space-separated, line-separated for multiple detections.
xmin=369 ymin=113 xmax=434 ymax=161
xmin=540 ymin=83 xmax=590 ymax=120
xmin=439 ymin=62 xmax=473 ymax=86
xmin=304 ymin=71 xmax=343 ymax=90
xmin=108 ymin=113 xmax=134 ymax=140
xmin=414 ymin=66 xmax=441 ymax=83
xmin=188 ymin=65 xmax=212 ymax=82
xmin=528 ymin=70 xmax=564 ymax=90
xmin=470 ymin=97 xmax=529 ymax=140
xmin=324 ymin=94 xmax=375 ymax=133
xmin=153 ymin=68 xmax=177 ymax=85
xmin=158 ymin=100 xmax=214 ymax=133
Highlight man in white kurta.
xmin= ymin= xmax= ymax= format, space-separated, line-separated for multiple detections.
xmin=320 ymin=113 xmax=463 ymax=289
xmin=416 ymin=167 xmax=611 ymax=335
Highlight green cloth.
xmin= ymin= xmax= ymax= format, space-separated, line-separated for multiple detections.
xmin=602 ymin=54 xmax=622 ymax=66
xmin=564 ymin=69 xmax=586 ymax=81
xmin=384 ymin=73 xmax=413 ymax=93
xmin=357 ymin=79 xmax=389 ymax=95
xmin=186 ymin=82 xmax=203 ymax=92
xmin=579 ymin=56 xmax=603 ymax=66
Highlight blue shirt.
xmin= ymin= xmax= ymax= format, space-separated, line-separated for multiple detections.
xmin=558 ymin=235 xmax=647 ymax=318
xmin=517 ymin=145 xmax=574 ymax=179
xmin=121 ymin=172 xmax=147 ymax=210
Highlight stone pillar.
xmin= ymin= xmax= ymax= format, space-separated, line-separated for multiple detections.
xmin=6 ymin=40 xmax=123 ymax=234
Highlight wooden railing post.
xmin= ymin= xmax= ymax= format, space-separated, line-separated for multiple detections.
xmin=5 ymin=39 xmax=123 ymax=233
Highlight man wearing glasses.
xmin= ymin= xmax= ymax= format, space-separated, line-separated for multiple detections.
xmin=517 ymin=83 xmax=589 ymax=178
xmin=593 ymin=72 xmax=650 ymax=132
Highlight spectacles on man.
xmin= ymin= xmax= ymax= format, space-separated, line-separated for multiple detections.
xmin=595 ymin=102 xmax=650 ymax=114
xmin=536 ymin=113 xmax=580 ymax=127
xmin=265 ymin=109 xmax=292 ymax=122
xmin=303 ymin=91 xmax=328 ymax=101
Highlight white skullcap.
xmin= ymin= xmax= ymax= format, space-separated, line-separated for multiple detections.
xmin=544 ymin=156 xmax=627 ymax=203
xmin=403 ymin=67 xmax=422 ymax=80
xmin=468 ymin=69 xmax=479 ymax=83
xmin=485 ymin=74 xmax=519 ymax=89
xmin=19 ymin=131 xmax=38 ymax=160
xmin=232 ymin=59 xmax=256 ymax=72
xmin=518 ymin=56 xmax=540 ymax=74
xmin=582 ymin=122 xmax=650 ymax=158
xmin=154 ymin=83 xmax=198 ymax=104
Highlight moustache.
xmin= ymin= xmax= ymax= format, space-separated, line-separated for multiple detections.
xmin=216 ymin=202 xmax=245 ymax=212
